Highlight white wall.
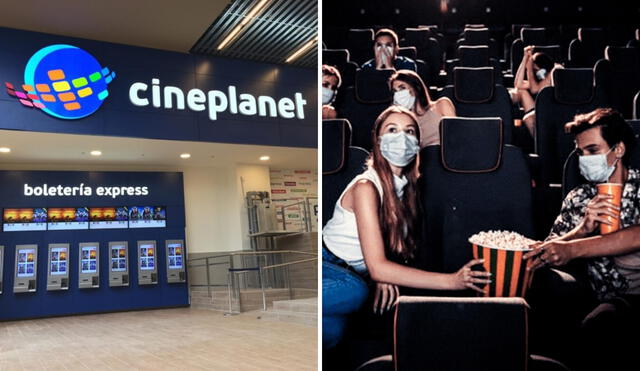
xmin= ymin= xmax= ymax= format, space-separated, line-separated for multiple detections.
xmin=182 ymin=165 xmax=272 ymax=253
xmin=182 ymin=167 xmax=242 ymax=253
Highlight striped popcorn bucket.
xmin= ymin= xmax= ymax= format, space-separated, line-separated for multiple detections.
xmin=472 ymin=243 xmax=534 ymax=297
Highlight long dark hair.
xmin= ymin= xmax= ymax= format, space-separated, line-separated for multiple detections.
xmin=368 ymin=106 xmax=421 ymax=260
xmin=532 ymin=52 xmax=554 ymax=72
xmin=389 ymin=69 xmax=432 ymax=115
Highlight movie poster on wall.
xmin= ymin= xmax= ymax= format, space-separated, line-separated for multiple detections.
xmin=269 ymin=169 xmax=318 ymax=232
xmin=48 ymin=207 xmax=89 ymax=230
xmin=128 ymin=206 xmax=166 ymax=228
xmin=3 ymin=208 xmax=47 ymax=232
xmin=89 ymin=207 xmax=128 ymax=229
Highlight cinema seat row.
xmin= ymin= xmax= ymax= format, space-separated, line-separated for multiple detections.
xmin=324 ymin=25 xmax=639 ymax=91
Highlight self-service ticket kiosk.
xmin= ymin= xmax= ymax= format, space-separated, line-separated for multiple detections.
xmin=165 ymin=240 xmax=186 ymax=283
xmin=0 ymin=245 xmax=4 ymax=294
xmin=79 ymin=242 xmax=100 ymax=289
xmin=137 ymin=240 xmax=158 ymax=285
xmin=109 ymin=241 xmax=129 ymax=287
xmin=13 ymin=244 xmax=37 ymax=293
xmin=47 ymin=243 xmax=70 ymax=291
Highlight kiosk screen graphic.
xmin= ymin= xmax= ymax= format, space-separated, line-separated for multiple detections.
xmin=110 ymin=244 xmax=127 ymax=272
xmin=49 ymin=246 xmax=68 ymax=276
xmin=17 ymin=248 xmax=36 ymax=277
xmin=81 ymin=245 xmax=98 ymax=274
xmin=139 ymin=244 xmax=155 ymax=271
xmin=167 ymin=243 xmax=183 ymax=269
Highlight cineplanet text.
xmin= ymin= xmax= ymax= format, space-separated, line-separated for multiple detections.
xmin=129 ymin=79 xmax=308 ymax=121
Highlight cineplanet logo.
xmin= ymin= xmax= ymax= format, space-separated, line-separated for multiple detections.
xmin=129 ymin=79 xmax=307 ymax=121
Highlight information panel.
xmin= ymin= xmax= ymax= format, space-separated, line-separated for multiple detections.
xmin=3 ymin=208 xmax=47 ymax=232
xmin=47 ymin=207 xmax=89 ymax=230
xmin=89 ymin=207 xmax=128 ymax=229
xmin=129 ymin=206 xmax=166 ymax=228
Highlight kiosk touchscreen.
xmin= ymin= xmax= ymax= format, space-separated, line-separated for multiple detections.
xmin=47 ymin=243 xmax=70 ymax=291
xmin=108 ymin=241 xmax=129 ymax=287
xmin=79 ymin=242 xmax=100 ymax=289
xmin=0 ymin=245 xmax=4 ymax=294
xmin=13 ymin=244 xmax=37 ymax=293
xmin=137 ymin=240 xmax=158 ymax=285
xmin=165 ymin=240 xmax=186 ymax=283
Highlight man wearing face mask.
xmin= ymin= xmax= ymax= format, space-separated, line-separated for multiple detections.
xmin=524 ymin=108 xmax=640 ymax=370
xmin=361 ymin=29 xmax=417 ymax=71
xmin=322 ymin=64 xmax=342 ymax=119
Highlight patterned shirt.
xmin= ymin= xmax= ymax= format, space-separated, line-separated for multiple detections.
xmin=547 ymin=168 xmax=640 ymax=300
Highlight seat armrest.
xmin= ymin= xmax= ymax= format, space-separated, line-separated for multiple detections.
xmin=394 ymin=296 xmax=529 ymax=371
xmin=527 ymin=153 xmax=541 ymax=187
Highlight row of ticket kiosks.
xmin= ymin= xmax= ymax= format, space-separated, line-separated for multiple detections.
xmin=0 ymin=240 xmax=185 ymax=294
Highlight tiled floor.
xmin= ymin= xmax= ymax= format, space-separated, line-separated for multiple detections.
xmin=0 ymin=307 xmax=317 ymax=370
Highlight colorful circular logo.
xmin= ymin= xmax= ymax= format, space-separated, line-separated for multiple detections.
xmin=5 ymin=44 xmax=115 ymax=119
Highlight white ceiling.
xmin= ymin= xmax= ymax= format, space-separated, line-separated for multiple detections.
xmin=0 ymin=129 xmax=317 ymax=170
xmin=0 ymin=0 xmax=229 ymax=52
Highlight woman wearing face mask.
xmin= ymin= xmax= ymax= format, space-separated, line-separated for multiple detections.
xmin=389 ymin=70 xmax=456 ymax=148
xmin=322 ymin=106 xmax=490 ymax=349
xmin=322 ymin=64 xmax=341 ymax=119
xmin=510 ymin=47 xmax=561 ymax=138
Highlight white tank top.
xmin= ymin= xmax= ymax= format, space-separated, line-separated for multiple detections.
xmin=323 ymin=168 xmax=384 ymax=262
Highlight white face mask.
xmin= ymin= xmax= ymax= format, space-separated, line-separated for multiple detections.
xmin=578 ymin=146 xmax=618 ymax=183
xmin=535 ymin=68 xmax=547 ymax=81
xmin=379 ymin=131 xmax=420 ymax=167
xmin=322 ymin=87 xmax=336 ymax=105
xmin=393 ymin=89 xmax=416 ymax=110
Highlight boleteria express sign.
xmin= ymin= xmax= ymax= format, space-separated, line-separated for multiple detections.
xmin=0 ymin=27 xmax=316 ymax=147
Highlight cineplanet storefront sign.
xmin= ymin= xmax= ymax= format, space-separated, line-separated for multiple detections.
xmin=0 ymin=27 xmax=316 ymax=148
xmin=129 ymin=78 xmax=307 ymax=121
xmin=24 ymin=183 xmax=149 ymax=199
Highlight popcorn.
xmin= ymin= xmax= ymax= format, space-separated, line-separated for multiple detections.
xmin=468 ymin=230 xmax=536 ymax=251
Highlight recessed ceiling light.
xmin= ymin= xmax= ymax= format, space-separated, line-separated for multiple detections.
xmin=260 ymin=156 xmax=270 ymax=161
xmin=217 ymin=0 xmax=270 ymax=50
xmin=90 ymin=150 xmax=102 ymax=156
xmin=0 ymin=147 xmax=10 ymax=153
xmin=180 ymin=153 xmax=191 ymax=159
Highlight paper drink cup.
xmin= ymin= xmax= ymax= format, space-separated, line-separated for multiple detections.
xmin=596 ymin=183 xmax=622 ymax=234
